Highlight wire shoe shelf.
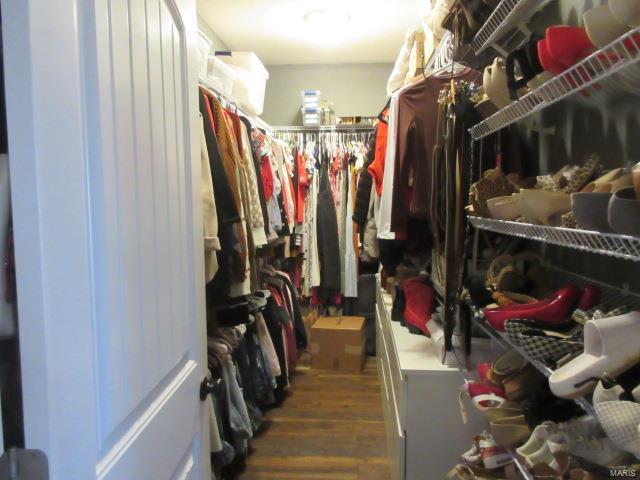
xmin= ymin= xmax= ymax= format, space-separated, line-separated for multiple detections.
xmin=472 ymin=0 xmax=554 ymax=54
xmin=465 ymin=264 xmax=640 ymax=419
xmin=468 ymin=216 xmax=640 ymax=263
xmin=470 ymin=27 xmax=640 ymax=140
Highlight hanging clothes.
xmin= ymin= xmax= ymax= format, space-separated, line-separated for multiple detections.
xmin=316 ymin=161 xmax=341 ymax=294
xmin=390 ymin=69 xmax=480 ymax=236
xmin=233 ymin=114 xmax=268 ymax=248
xmin=199 ymin=114 xmax=221 ymax=282
xmin=368 ymin=107 xmax=390 ymax=196
xmin=344 ymin=165 xmax=358 ymax=298
xmin=353 ymin=132 xmax=377 ymax=230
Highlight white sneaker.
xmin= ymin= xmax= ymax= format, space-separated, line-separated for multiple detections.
xmin=516 ymin=422 xmax=556 ymax=464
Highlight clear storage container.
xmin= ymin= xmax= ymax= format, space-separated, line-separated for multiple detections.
xmin=302 ymin=107 xmax=320 ymax=126
xmin=301 ymin=90 xmax=322 ymax=110
xmin=196 ymin=31 xmax=212 ymax=80
xmin=216 ymin=52 xmax=269 ymax=116
xmin=206 ymin=56 xmax=237 ymax=98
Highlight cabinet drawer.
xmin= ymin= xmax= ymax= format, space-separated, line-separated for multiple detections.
xmin=377 ymin=313 xmax=405 ymax=480
xmin=376 ymin=301 xmax=405 ymax=429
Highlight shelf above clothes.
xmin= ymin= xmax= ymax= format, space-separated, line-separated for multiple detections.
xmin=468 ymin=216 xmax=640 ymax=263
xmin=469 ymin=27 xmax=640 ymax=140
xmin=198 ymin=75 xmax=274 ymax=134
xmin=472 ymin=0 xmax=555 ymax=55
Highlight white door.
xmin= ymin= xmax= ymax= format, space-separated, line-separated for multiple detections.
xmin=1 ymin=0 xmax=209 ymax=479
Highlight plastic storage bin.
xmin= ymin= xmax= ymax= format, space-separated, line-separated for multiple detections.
xmin=196 ymin=31 xmax=212 ymax=79
xmin=216 ymin=52 xmax=269 ymax=116
xmin=206 ymin=56 xmax=236 ymax=98
xmin=302 ymin=107 xmax=321 ymax=126
xmin=301 ymin=90 xmax=322 ymax=110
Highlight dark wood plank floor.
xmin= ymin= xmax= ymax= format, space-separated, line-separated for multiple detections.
xmin=238 ymin=358 xmax=391 ymax=480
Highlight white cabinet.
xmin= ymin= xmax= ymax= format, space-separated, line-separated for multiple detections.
xmin=376 ymin=279 xmax=487 ymax=480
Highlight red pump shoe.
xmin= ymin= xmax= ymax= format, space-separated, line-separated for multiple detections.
xmin=537 ymin=38 xmax=566 ymax=74
xmin=483 ymin=284 xmax=580 ymax=331
xmin=545 ymin=26 xmax=596 ymax=68
xmin=579 ymin=284 xmax=601 ymax=310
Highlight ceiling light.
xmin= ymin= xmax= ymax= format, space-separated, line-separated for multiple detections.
xmin=303 ymin=8 xmax=351 ymax=29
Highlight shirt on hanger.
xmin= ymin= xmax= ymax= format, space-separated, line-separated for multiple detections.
xmin=367 ymin=107 xmax=390 ymax=196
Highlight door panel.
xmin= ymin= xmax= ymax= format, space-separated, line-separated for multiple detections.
xmin=1 ymin=0 xmax=208 ymax=477
xmin=91 ymin=0 xmax=194 ymax=437
xmin=89 ymin=0 xmax=205 ymax=469
xmin=96 ymin=360 xmax=200 ymax=480
xmin=172 ymin=447 xmax=196 ymax=480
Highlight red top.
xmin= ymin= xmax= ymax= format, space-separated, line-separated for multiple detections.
xmin=296 ymin=152 xmax=308 ymax=224
xmin=368 ymin=107 xmax=390 ymax=196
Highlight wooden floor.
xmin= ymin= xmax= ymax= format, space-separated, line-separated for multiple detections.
xmin=237 ymin=358 xmax=391 ymax=480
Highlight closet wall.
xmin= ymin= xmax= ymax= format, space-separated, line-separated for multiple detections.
xmin=492 ymin=0 xmax=640 ymax=292
xmin=197 ymin=15 xmax=228 ymax=51
xmin=262 ymin=63 xmax=391 ymax=125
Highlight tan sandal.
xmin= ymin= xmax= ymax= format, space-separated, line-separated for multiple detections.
xmin=562 ymin=155 xmax=600 ymax=193
xmin=492 ymin=291 xmax=539 ymax=306
xmin=503 ymin=365 xmax=547 ymax=402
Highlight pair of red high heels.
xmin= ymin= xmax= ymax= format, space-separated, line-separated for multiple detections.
xmin=538 ymin=25 xmax=639 ymax=83
xmin=483 ymin=284 xmax=600 ymax=331
xmin=537 ymin=26 xmax=597 ymax=75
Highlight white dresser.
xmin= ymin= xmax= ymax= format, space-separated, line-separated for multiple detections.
xmin=376 ymin=279 xmax=488 ymax=480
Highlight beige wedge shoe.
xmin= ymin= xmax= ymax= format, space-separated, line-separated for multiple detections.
xmin=520 ymin=189 xmax=571 ymax=225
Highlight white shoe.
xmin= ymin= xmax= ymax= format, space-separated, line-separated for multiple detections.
xmin=525 ymin=434 xmax=569 ymax=473
xmin=516 ymin=422 xmax=556 ymax=464
xmin=549 ymin=312 xmax=640 ymax=398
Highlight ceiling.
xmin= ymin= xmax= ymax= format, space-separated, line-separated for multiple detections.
xmin=197 ymin=0 xmax=420 ymax=65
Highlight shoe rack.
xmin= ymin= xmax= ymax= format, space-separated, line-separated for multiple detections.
xmin=466 ymin=264 xmax=640 ymax=405
xmin=472 ymin=0 xmax=556 ymax=54
xmin=452 ymin=0 xmax=640 ymax=477
xmin=467 ymin=216 xmax=640 ymax=262
xmin=464 ymin=264 xmax=640 ymax=477
xmin=471 ymin=27 xmax=640 ymax=139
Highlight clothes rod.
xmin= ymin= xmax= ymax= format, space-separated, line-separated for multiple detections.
xmin=272 ymin=125 xmax=375 ymax=132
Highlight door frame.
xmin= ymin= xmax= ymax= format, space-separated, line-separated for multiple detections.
xmin=1 ymin=0 xmax=208 ymax=478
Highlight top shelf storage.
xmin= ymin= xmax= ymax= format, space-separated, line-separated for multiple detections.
xmin=470 ymin=27 xmax=640 ymax=140
xmin=472 ymin=0 xmax=554 ymax=54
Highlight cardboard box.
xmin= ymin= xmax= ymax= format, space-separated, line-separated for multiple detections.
xmin=310 ymin=316 xmax=366 ymax=372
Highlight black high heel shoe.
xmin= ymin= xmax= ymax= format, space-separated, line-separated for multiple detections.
xmin=505 ymin=34 xmax=544 ymax=100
